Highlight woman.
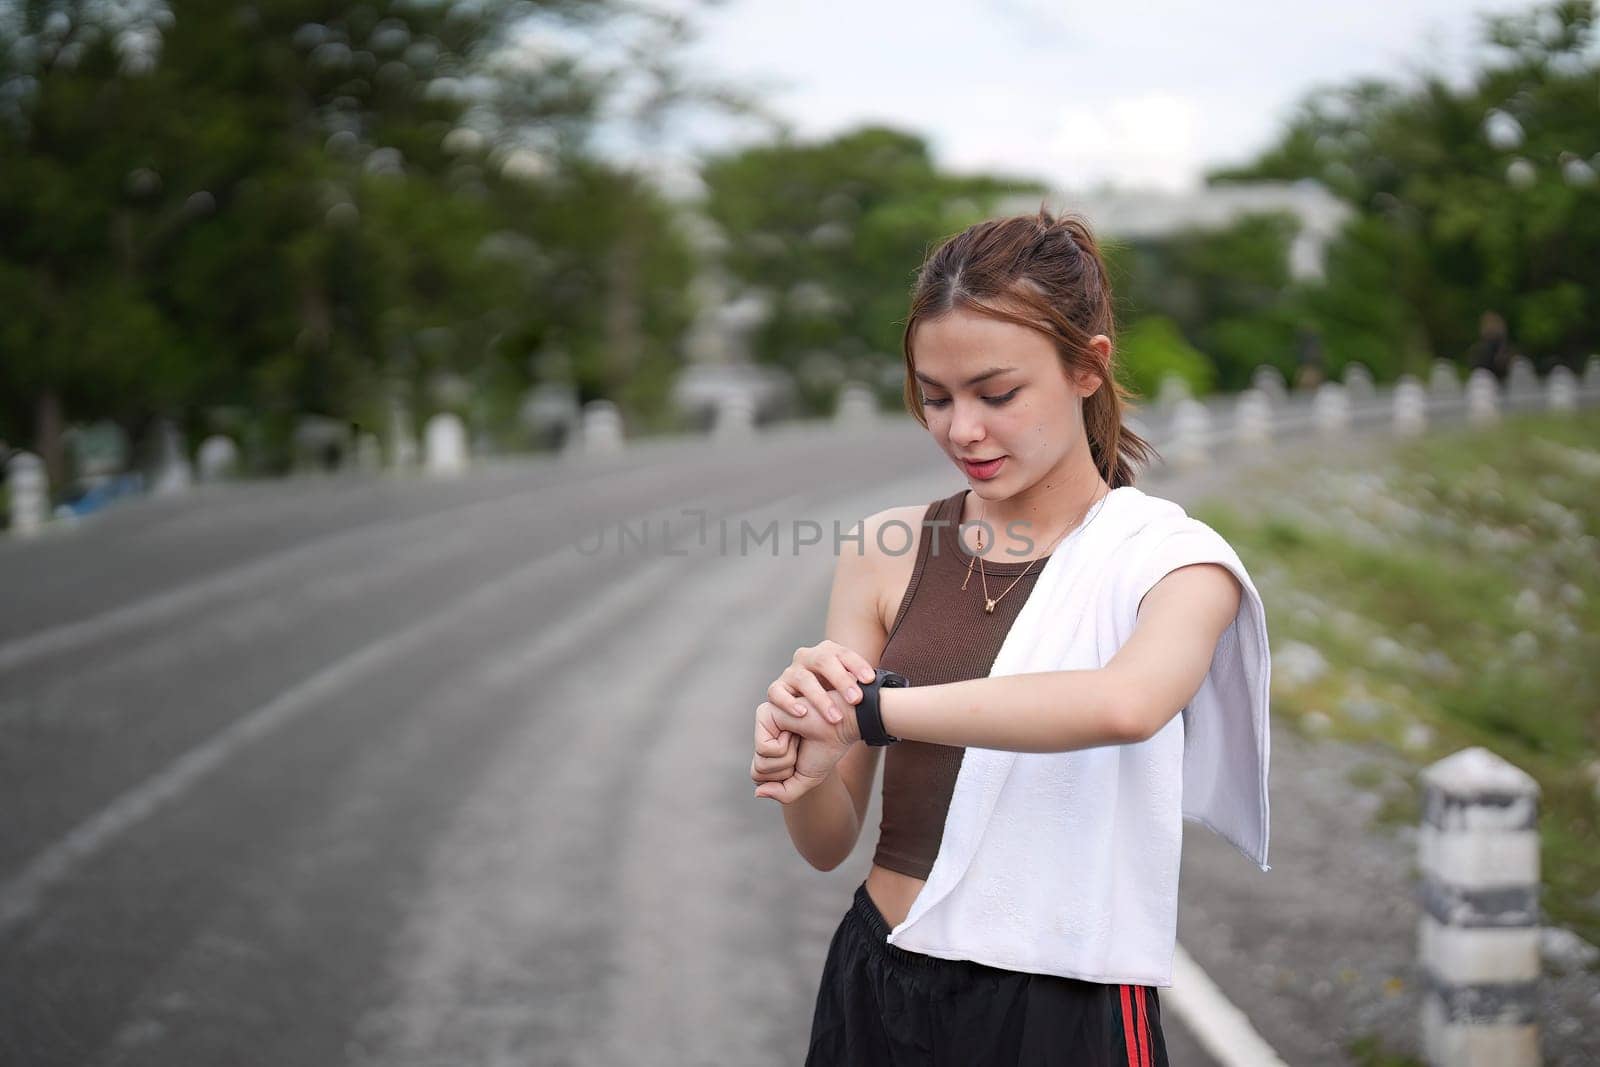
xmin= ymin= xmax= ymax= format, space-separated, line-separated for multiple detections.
xmin=750 ymin=208 xmax=1272 ymax=1065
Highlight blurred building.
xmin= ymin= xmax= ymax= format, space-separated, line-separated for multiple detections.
xmin=1001 ymin=179 xmax=1352 ymax=282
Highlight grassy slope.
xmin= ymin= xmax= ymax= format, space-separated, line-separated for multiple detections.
xmin=1191 ymin=410 xmax=1600 ymax=948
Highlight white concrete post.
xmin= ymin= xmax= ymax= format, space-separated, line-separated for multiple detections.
xmin=834 ymin=381 xmax=877 ymax=426
xmin=1167 ymin=397 xmax=1210 ymax=470
xmin=1393 ymin=374 xmax=1428 ymax=437
xmin=1342 ymin=361 xmax=1375 ymax=406
xmin=1430 ymin=359 xmax=1462 ymax=403
xmin=1154 ymin=374 xmax=1192 ymax=420
xmin=6 ymin=451 xmax=48 ymax=537
xmin=1312 ymin=381 xmax=1350 ymax=437
xmin=355 ymin=432 xmax=383 ymax=472
xmin=580 ymin=399 xmax=625 ymax=455
xmin=150 ymin=419 xmax=193 ymax=495
xmin=1250 ymin=364 xmax=1288 ymax=405
xmin=1544 ymin=366 xmax=1577 ymax=414
xmin=388 ymin=397 xmax=419 ymax=469
xmin=1466 ymin=368 xmax=1501 ymax=427
xmin=1417 ymin=747 xmax=1541 ymax=1067
xmin=712 ymin=392 xmax=756 ymax=441
xmin=1231 ymin=387 xmax=1272 ymax=448
xmin=1506 ymin=355 xmax=1538 ymax=409
xmin=1581 ymin=354 xmax=1599 ymax=396
xmin=423 ymin=413 xmax=469 ymax=475
xmin=196 ymin=435 xmax=240 ymax=482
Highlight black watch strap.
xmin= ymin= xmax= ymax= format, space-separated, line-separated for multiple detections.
xmin=856 ymin=667 xmax=910 ymax=746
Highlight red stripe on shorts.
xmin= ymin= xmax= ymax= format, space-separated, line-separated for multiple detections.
xmin=1118 ymin=985 xmax=1143 ymax=1066
xmin=1134 ymin=986 xmax=1151 ymax=1067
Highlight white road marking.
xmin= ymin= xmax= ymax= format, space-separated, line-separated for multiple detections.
xmin=1167 ymin=941 xmax=1291 ymax=1066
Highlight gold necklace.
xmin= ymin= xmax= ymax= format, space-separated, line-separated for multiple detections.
xmin=959 ymin=486 xmax=1109 ymax=614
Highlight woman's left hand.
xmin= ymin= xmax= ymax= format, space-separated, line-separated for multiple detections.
xmin=766 ymin=640 xmax=875 ymax=726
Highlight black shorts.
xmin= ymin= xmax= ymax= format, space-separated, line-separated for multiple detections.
xmin=806 ymin=881 xmax=1170 ymax=1066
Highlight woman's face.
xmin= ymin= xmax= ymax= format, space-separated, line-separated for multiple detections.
xmin=910 ymin=307 xmax=1106 ymax=494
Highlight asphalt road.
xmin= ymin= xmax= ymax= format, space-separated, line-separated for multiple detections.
xmin=0 ymin=419 xmax=1247 ymax=1066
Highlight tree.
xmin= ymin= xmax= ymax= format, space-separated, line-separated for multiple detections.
xmin=1208 ymin=0 xmax=1599 ymax=375
xmin=698 ymin=125 xmax=1046 ymax=413
xmin=0 ymin=0 xmax=727 ymax=480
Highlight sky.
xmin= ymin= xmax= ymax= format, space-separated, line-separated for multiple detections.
xmin=614 ymin=0 xmax=1546 ymax=195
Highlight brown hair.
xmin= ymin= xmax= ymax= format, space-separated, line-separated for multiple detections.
xmin=900 ymin=204 xmax=1158 ymax=488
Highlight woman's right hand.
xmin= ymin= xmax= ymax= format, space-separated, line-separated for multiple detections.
xmin=751 ymin=717 xmax=798 ymax=787
xmin=767 ymin=640 xmax=877 ymax=726
xmin=750 ymin=699 xmax=854 ymax=804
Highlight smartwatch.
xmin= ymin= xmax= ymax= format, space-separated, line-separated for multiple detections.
xmin=856 ymin=667 xmax=910 ymax=746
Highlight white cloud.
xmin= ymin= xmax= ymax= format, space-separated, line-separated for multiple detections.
xmin=634 ymin=0 xmax=1545 ymax=192
xmin=1049 ymin=94 xmax=1205 ymax=192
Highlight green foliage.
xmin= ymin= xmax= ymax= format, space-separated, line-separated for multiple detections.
xmin=1113 ymin=315 xmax=1215 ymax=400
xmin=0 ymin=0 xmax=707 ymax=470
xmin=1112 ymin=212 xmax=1304 ymax=391
xmin=1209 ymin=0 xmax=1600 ymax=374
xmin=1300 ymin=215 xmax=1422 ymax=379
xmin=699 ymin=125 xmax=1046 ymax=414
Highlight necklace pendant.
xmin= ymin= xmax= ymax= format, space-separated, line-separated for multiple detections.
xmin=984 ymin=598 xmax=996 ymax=614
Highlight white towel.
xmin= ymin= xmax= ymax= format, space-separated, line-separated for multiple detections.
xmin=883 ymin=484 xmax=1272 ymax=987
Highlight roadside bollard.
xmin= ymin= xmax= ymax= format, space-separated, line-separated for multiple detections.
xmin=1393 ymin=374 xmax=1427 ymax=437
xmin=1545 ymin=366 xmax=1577 ymax=414
xmin=834 ymin=382 xmax=877 ymax=426
xmin=712 ymin=392 xmax=757 ymax=441
xmin=1167 ymin=397 xmax=1210 ymax=470
xmin=1418 ymin=747 xmax=1541 ymax=1067
xmin=580 ymin=399 xmax=626 ymax=455
xmin=423 ymin=412 xmax=469 ymax=475
xmin=1231 ymin=387 xmax=1272 ymax=448
xmin=1343 ymin=361 xmax=1375 ymax=406
xmin=1312 ymin=381 xmax=1350 ymax=437
xmin=6 ymin=451 xmax=48 ymax=537
xmin=1465 ymin=369 xmax=1501 ymax=427
xmin=197 ymin=435 xmax=240 ymax=482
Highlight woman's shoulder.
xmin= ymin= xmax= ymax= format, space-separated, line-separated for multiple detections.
xmin=849 ymin=495 xmax=947 ymax=564
xmin=1104 ymin=492 xmax=1254 ymax=610
xmin=1113 ymin=485 xmax=1227 ymax=541
xmin=848 ymin=497 xmax=952 ymax=636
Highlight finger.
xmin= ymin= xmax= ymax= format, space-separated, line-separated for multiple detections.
xmin=755 ymin=702 xmax=793 ymax=750
xmin=764 ymin=701 xmax=831 ymax=745
xmin=753 ymin=751 xmax=797 ymax=775
xmin=755 ymin=773 xmax=818 ymax=804
xmin=768 ymin=700 xmax=824 ymax=738
xmin=755 ymin=728 xmax=790 ymax=757
xmin=822 ymin=689 xmax=854 ymax=723
xmin=775 ymin=704 xmax=841 ymax=746
xmin=817 ymin=641 xmax=875 ymax=687
xmin=768 ymin=678 xmax=806 ymax=719
xmin=754 ymin=702 xmax=781 ymax=747
xmin=768 ymin=681 xmax=812 ymax=723
xmin=761 ymin=743 xmax=797 ymax=767
xmin=820 ymin=654 xmax=864 ymax=706
xmin=789 ymin=666 xmax=841 ymax=725
xmin=843 ymin=650 xmax=877 ymax=686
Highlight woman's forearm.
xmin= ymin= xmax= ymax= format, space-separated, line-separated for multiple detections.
xmin=875 ymin=668 xmax=1135 ymax=753
xmin=780 ymin=767 xmax=862 ymax=871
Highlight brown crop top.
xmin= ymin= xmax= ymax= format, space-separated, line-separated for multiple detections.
xmin=872 ymin=488 xmax=1052 ymax=880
